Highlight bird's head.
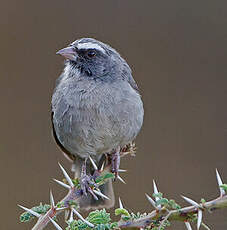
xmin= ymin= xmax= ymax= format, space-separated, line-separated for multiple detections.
xmin=57 ymin=38 xmax=127 ymax=79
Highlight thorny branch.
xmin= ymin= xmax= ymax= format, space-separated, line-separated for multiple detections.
xmin=19 ymin=146 xmax=227 ymax=230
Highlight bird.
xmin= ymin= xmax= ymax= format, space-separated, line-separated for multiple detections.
xmin=51 ymin=38 xmax=144 ymax=210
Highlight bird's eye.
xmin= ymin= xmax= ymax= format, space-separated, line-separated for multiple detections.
xmin=87 ymin=50 xmax=96 ymax=58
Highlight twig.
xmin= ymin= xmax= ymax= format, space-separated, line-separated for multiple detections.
xmin=19 ymin=156 xmax=227 ymax=230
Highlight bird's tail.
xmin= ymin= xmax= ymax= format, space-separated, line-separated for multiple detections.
xmin=72 ymin=157 xmax=115 ymax=211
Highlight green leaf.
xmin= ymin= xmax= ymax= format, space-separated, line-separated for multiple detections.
xmin=122 ymin=216 xmax=131 ymax=221
xmin=95 ymin=173 xmax=115 ymax=184
xmin=110 ymin=222 xmax=118 ymax=229
xmin=72 ymin=178 xmax=80 ymax=187
xmin=87 ymin=209 xmax=111 ymax=225
xmin=115 ymin=208 xmax=130 ymax=217
xmin=201 ymin=198 xmax=206 ymax=204
xmin=20 ymin=203 xmax=50 ymax=223
xmin=57 ymin=201 xmax=64 ymax=208
xmin=220 ymin=184 xmax=227 ymax=192
xmin=168 ymin=199 xmax=181 ymax=210
xmin=66 ymin=209 xmax=116 ymax=230
xmin=152 ymin=192 xmax=163 ymax=199
xmin=156 ymin=198 xmax=169 ymax=206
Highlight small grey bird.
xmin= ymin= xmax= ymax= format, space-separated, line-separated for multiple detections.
xmin=51 ymin=38 xmax=144 ymax=210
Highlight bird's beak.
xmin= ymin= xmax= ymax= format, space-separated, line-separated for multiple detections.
xmin=56 ymin=46 xmax=78 ymax=62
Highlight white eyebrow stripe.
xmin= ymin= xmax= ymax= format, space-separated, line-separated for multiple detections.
xmin=77 ymin=42 xmax=106 ymax=53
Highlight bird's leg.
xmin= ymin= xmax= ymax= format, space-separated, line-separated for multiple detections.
xmin=80 ymin=158 xmax=90 ymax=196
xmin=80 ymin=158 xmax=98 ymax=199
xmin=111 ymin=146 xmax=121 ymax=179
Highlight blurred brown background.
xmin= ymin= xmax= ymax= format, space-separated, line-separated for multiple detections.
xmin=1 ymin=0 xmax=227 ymax=229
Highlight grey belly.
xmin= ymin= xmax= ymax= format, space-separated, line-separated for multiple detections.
xmin=52 ymin=85 xmax=143 ymax=159
xmin=53 ymin=108 xmax=142 ymax=158
xmin=53 ymin=117 xmax=121 ymax=158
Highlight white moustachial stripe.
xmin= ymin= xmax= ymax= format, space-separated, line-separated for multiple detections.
xmin=77 ymin=42 xmax=106 ymax=53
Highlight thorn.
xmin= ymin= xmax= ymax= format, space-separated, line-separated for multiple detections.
xmin=117 ymin=175 xmax=126 ymax=184
xmin=65 ymin=210 xmax=70 ymax=221
xmin=197 ymin=209 xmax=203 ymax=230
xmin=153 ymin=180 xmax=161 ymax=209
xmin=88 ymin=187 xmax=99 ymax=200
xmin=56 ymin=207 xmax=66 ymax=211
xmin=53 ymin=179 xmax=71 ymax=189
xmin=118 ymin=169 xmax=127 ymax=172
xmin=201 ymin=222 xmax=211 ymax=230
xmin=69 ymin=210 xmax=74 ymax=222
xmin=100 ymin=162 xmax=105 ymax=171
xmin=18 ymin=205 xmax=41 ymax=218
xmin=216 ymin=169 xmax=225 ymax=196
xmin=89 ymin=156 xmax=98 ymax=170
xmin=185 ymin=222 xmax=192 ymax=230
xmin=49 ymin=217 xmax=63 ymax=230
xmin=58 ymin=163 xmax=74 ymax=187
xmin=181 ymin=195 xmax=200 ymax=208
xmin=119 ymin=197 xmax=124 ymax=209
xmin=50 ymin=190 xmax=55 ymax=208
xmin=93 ymin=189 xmax=110 ymax=200
xmin=145 ymin=193 xmax=157 ymax=209
xmin=153 ymin=180 xmax=159 ymax=200
xmin=72 ymin=208 xmax=94 ymax=228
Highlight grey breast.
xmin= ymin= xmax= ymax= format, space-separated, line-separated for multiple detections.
xmin=52 ymin=74 xmax=143 ymax=159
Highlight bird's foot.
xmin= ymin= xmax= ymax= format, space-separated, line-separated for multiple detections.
xmin=111 ymin=147 xmax=121 ymax=180
xmin=80 ymin=159 xmax=98 ymax=199
xmin=120 ymin=141 xmax=137 ymax=157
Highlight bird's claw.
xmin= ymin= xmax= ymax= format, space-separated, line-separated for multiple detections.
xmin=111 ymin=147 xmax=121 ymax=180
xmin=80 ymin=158 xmax=98 ymax=196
